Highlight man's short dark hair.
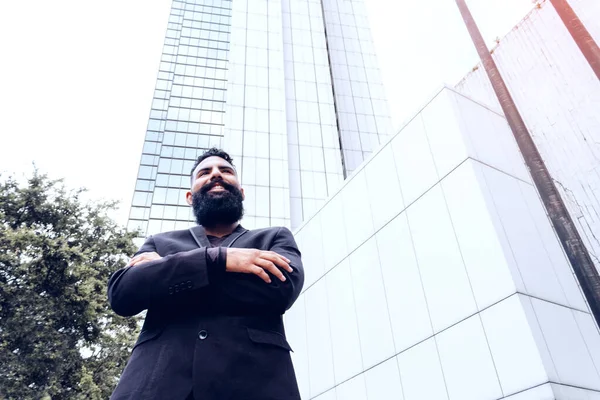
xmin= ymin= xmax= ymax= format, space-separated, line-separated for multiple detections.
xmin=190 ymin=148 xmax=236 ymax=182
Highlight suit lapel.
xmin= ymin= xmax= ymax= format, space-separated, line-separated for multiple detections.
xmin=189 ymin=225 xmax=210 ymax=248
xmin=188 ymin=224 xmax=248 ymax=248
xmin=223 ymin=225 xmax=249 ymax=247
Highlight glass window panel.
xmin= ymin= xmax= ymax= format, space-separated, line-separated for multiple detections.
xmin=166 ymin=189 xmax=180 ymax=205
xmin=153 ymin=187 xmax=167 ymax=203
xmin=177 ymin=206 xmax=191 ymax=220
xmin=162 ymin=221 xmax=175 ymax=232
xmin=183 ymin=159 xmax=195 ymax=175
xmin=130 ymin=206 xmax=148 ymax=220
xmin=161 ymin=146 xmax=174 ymax=158
xmin=152 ymin=168 xmax=168 ymax=184
xmin=141 ymin=154 xmax=158 ymax=166
xmin=213 ymin=90 xmax=225 ymax=101
xmin=171 ymin=147 xmax=184 ymax=159
xmin=175 ymin=133 xmax=187 ymax=146
xmin=256 ymin=109 xmax=269 ymax=132
xmin=150 ymin=205 xmax=165 ymax=219
xmin=179 ymin=108 xmax=191 ymax=121
xmin=178 ymin=190 xmax=189 ymax=206
xmin=171 ymin=159 xmax=184 ymax=174
xmin=172 ymin=84 xmax=183 ymax=96
xmin=128 ymin=220 xmax=147 ymax=234
xmin=143 ymin=141 xmax=159 ymax=155
xmin=185 ymin=148 xmax=198 ymax=160
xmin=182 ymin=86 xmax=193 ymax=98
xmin=167 ymin=107 xmax=179 ymax=120
xmin=169 ymin=174 xmax=182 ymax=187
xmin=132 ymin=191 xmax=149 ymax=207
xmin=158 ymin=158 xmax=171 ymax=173
xmin=148 ymin=119 xmax=162 ymax=131
xmin=135 ymin=180 xmax=151 ymax=192
xmin=138 ymin=166 xmax=153 ymax=179
xmin=180 ymin=175 xmax=190 ymax=188
xmin=164 ymin=206 xmax=178 ymax=220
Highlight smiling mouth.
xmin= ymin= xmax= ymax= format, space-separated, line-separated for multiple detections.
xmin=209 ymin=184 xmax=226 ymax=192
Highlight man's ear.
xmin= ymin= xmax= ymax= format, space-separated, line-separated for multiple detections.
xmin=241 ymin=187 xmax=245 ymax=201
xmin=185 ymin=190 xmax=193 ymax=205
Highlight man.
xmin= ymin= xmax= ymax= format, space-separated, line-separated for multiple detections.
xmin=108 ymin=148 xmax=304 ymax=400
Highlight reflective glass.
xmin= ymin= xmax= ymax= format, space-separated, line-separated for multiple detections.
xmin=130 ymin=0 xmax=391 ymax=234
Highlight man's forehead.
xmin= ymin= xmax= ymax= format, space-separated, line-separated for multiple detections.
xmin=195 ymin=156 xmax=235 ymax=172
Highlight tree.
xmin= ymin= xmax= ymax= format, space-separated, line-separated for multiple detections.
xmin=549 ymin=0 xmax=600 ymax=80
xmin=453 ymin=0 xmax=600 ymax=326
xmin=0 ymin=171 xmax=141 ymax=399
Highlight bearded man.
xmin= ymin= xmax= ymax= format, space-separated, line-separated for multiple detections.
xmin=108 ymin=148 xmax=304 ymax=400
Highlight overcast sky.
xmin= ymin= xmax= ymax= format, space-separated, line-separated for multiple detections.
xmin=0 ymin=0 xmax=533 ymax=225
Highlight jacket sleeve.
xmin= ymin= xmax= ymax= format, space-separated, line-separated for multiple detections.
xmin=107 ymin=236 xmax=224 ymax=317
xmin=216 ymin=227 xmax=305 ymax=314
xmin=108 ymin=227 xmax=305 ymax=317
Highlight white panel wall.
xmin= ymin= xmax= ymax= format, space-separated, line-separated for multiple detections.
xmin=455 ymin=0 xmax=600 ymax=273
xmin=287 ymin=88 xmax=600 ymax=399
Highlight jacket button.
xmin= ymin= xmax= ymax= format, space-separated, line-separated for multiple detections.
xmin=198 ymin=330 xmax=208 ymax=340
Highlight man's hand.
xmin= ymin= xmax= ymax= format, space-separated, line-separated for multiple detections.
xmin=127 ymin=252 xmax=162 ymax=267
xmin=226 ymin=248 xmax=293 ymax=283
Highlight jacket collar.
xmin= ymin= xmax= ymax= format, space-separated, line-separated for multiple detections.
xmin=188 ymin=224 xmax=248 ymax=248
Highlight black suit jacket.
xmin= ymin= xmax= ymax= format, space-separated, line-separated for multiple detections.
xmin=108 ymin=225 xmax=304 ymax=400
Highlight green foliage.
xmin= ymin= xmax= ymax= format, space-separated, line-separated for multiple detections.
xmin=0 ymin=171 xmax=140 ymax=399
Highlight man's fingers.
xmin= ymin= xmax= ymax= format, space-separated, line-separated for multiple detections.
xmin=127 ymin=255 xmax=142 ymax=267
xmin=260 ymin=251 xmax=293 ymax=273
xmin=129 ymin=254 xmax=148 ymax=265
xmin=127 ymin=252 xmax=161 ymax=267
xmin=271 ymin=251 xmax=291 ymax=264
xmin=256 ymin=258 xmax=286 ymax=282
xmin=128 ymin=257 xmax=147 ymax=267
xmin=277 ymin=256 xmax=294 ymax=273
xmin=251 ymin=265 xmax=271 ymax=283
xmin=262 ymin=257 xmax=289 ymax=280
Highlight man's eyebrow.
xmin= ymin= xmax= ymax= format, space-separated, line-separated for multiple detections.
xmin=196 ymin=165 xmax=234 ymax=174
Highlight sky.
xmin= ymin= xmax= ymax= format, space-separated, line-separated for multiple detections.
xmin=0 ymin=0 xmax=534 ymax=226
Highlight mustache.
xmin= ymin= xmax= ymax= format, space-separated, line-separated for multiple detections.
xmin=200 ymin=178 xmax=237 ymax=195
xmin=192 ymin=178 xmax=244 ymax=227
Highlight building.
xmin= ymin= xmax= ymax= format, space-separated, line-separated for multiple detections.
xmin=287 ymin=85 xmax=600 ymax=400
xmin=128 ymin=0 xmax=392 ymax=236
xmin=455 ymin=0 xmax=600 ymax=273
xmin=282 ymin=1 xmax=600 ymax=398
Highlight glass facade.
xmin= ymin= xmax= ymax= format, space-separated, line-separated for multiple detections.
xmin=129 ymin=0 xmax=391 ymax=235
xmin=323 ymin=0 xmax=392 ymax=173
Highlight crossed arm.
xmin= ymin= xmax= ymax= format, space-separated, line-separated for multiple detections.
xmin=107 ymin=227 xmax=304 ymax=317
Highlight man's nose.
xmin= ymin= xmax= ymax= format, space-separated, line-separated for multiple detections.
xmin=208 ymin=168 xmax=223 ymax=180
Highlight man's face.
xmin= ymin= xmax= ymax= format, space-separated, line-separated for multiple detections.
xmin=186 ymin=156 xmax=245 ymax=227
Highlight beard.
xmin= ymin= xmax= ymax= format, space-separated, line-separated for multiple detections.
xmin=191 ymin=179 xmax=244 ymax=228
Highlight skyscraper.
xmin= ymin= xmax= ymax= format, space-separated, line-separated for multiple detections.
xmin=128 ymin=0 xmax=391 ymax=236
